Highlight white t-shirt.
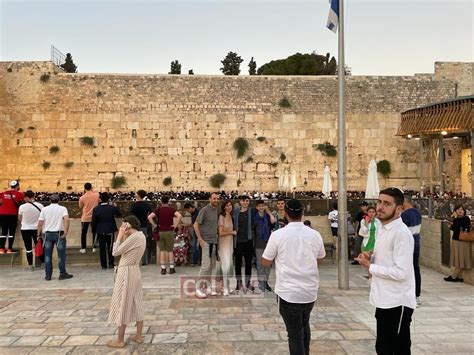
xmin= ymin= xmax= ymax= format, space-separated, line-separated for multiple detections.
xmin=18 ymin=202 xmax=44 ymax=230
xmin=328 ymin=210 xmax=338 ymax=228
xmin=262 ymin=222 xmax=326 ymax=303
xmin=38 ymin=204 xmax=68 ymax=232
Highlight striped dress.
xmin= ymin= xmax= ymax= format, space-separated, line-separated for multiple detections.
xmin=108 ymin=231 xmax=146 ymax=326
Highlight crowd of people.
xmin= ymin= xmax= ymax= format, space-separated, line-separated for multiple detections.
xmin=23 ymin=189 xmax=472 ymax=203
xmin=0 ymin=179 xmax=472 ymax=354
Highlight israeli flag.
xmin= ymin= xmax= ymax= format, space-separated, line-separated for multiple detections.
xmin=327 ymin=0 xmax=339 ymax=33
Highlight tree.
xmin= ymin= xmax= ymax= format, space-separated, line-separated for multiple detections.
xmin=220 ymin=51 xmax=244 ymax=75
xmin=169 ymin=60 xmax=181 ymax=74
xmin=60 ymin=53 xmax=77 ymax=73
xmin=188 ymin=69 xmax=194 ymax=75
xmin=257 ymin=52 xmax=338 ymax=75
xmin=248 ymin=57 xmax=257 ymax=75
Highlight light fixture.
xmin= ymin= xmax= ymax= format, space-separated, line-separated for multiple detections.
xmin=441 ymin=131 xmax=448 ymax=136
xmin=414 ymin=137 xmax=420 ymax=140
xmin=453 ymin=136 xmax=459 ymax=139
xmin=407 ymin=134 xmax=412 ymax=139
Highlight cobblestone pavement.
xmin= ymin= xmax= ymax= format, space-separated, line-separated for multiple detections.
xmin=0 ymin=262 xmax=472 ymax=354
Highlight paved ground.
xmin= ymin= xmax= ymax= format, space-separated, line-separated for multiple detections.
xmin=0 ymin=262 xmax=472 ymax=354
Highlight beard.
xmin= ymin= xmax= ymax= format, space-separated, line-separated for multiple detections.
xmin=377 ymin=209 xmax=397 ymax=222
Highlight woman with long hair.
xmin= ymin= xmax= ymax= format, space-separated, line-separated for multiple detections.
xmin=107 ymin=215 xmax=147 ymax=348
xmin=218 ymin=200 xmax=236 ymax=296
xmin=444 ymin=205 xmax=472 ymax=282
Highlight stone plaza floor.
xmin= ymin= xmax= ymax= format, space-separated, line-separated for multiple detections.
xmin=0 ymin=262 xmax=472 ymax=354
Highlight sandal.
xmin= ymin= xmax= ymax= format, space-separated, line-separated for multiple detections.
xmin=106 ymin=340 xmax=125 ymax=348
xmin=128 ymin=335 xmax=144 ymax=344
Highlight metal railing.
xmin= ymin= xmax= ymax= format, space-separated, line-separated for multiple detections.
xmin=51 ymin=45 xmax=66 ymax=68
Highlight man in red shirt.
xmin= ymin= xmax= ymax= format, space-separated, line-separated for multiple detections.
xmin=78 ymin=182 xmax=100 ymax=253
xmin=0 ymin=180 xmax=24 ymax=253
xmin=147 ymin=195 xmax=182 ymax=275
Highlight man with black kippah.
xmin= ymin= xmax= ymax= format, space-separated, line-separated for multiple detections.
xmin=261 ymin=199 xmax=325 ymax=355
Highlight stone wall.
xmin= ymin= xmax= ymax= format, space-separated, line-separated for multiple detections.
xmin=0 ymin=61 xmax=472 ymax=192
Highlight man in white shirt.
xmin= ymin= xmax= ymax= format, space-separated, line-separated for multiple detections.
xmin=18 ymin=190 xmax=44 ymax=269
xmin=37 ymin=194 xmax=73 ymax=281
xmin=356 ymin=187 xmax=416 ymax=355
xmin=262 ymin=199 xmax=325 ymax=355
xmin=328 ymin=202 xmax=338 ymax=238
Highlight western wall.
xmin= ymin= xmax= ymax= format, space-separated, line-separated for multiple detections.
xmin=1 ymin=61 xmax=472 ymax=192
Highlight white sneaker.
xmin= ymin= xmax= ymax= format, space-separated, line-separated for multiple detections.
xmin=79 ymin=249 xmax=86 ymax=254
xmin=223 ymin=288 xmax=229 ymax=297
xmin=92 ymin=248 xmax=97 ymax=253
xmin=416 ymin=297 xmax=422 ymax=306
xmin=195 ymin=289 xmax=207 ymax=299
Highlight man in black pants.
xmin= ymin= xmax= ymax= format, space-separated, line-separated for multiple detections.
xmin=18 ymin=190 xmax=44 ymax=269
xmin=232 ymin=196 xmax=255 ymax=292
xmin=261 ymin=199 xmax=326 ymax=355
xmin=130 ymin=190 xmax=152 ymax=265
xmin=92 ymin=193 xmax=121 ymax=269
xmin=356 ymin=188 xmax=416 ymax=355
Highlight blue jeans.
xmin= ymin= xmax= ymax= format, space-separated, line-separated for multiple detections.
xmin=191 ymin=231 xmax=201 ymax=265
xmin=44 ymin=232 xmax=67 ymax=277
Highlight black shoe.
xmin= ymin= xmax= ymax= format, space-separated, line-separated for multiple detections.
xmin=246 ymin=282 xmax=255 ymax=292
xmin=169 ymin=268 xmax=176 ymax=274
xmin=456 ymin=278 xmax=464 ymax=283
xmin=236 ymin=280 xmax=243 ymax=291
xmin=161 ymin=268 xmax=167 ymax=275
xmin=265 ymin=282 xmax=273 ymax=292
xmin=59 ymin=272 xmax=73 ymax=280
xmin=351 ymin=261 xmax=359 ymax=265
xmin=45 ymin=275 xmax=51 ymax=281
xmin=444 ymin=276 xmax=457 ymax=282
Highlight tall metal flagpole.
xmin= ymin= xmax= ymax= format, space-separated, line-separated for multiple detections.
xmin=337 ymin=0 xmax=349 ymax=290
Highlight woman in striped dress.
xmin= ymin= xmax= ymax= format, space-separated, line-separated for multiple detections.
xmin=107 ymin=215 xmax=146 ymax=348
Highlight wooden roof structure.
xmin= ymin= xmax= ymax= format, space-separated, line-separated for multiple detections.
xmin=397 ymin=95 xmax=474 ymax=137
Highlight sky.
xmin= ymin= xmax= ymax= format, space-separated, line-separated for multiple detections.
xmin=0 ymin=0 xmax=472 ymax=76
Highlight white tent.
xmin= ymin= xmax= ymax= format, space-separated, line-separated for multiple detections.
xmin=282 ymin=170 xmax=290 ymax=191
xmin=322 ymin=165 xmax=332 ymax=198
xmin=290 ymin=170 xmax=297 ymax=191
xmin=365 ymin=159 xmax=380 ymax=199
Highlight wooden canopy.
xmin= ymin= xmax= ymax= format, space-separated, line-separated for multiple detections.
xmin=397 ymin=96 xmax=474 ymax=137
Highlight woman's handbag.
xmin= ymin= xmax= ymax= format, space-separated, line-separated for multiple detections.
xmin=459 ymin=230 xmax=474 ymax=242
xmin=35 ymin=238 xmax=43 ymax=257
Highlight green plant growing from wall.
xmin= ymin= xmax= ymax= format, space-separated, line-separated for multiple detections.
xmin=163 ymin=177 xmax=172 ymax=186
xmin=16 ymin=128 xmax=24 ymax=134
xmin=233 ymin=138 xmax=249 ymax=158
xmin=209 ymin=173 xmax=226 ymax=188
xmin=314 ymin=142 xmax=337 ymax=157
xmin=40 ymin=74 xmax=50 ymax=83
xmin=80 ymin=136 xmax=95 ymax=146
xmin=49 ymin=146 xmax=60 ymax=154
xmin=64 ymin=161 xmax=74 ymax=168
xmin=279 ymin=97 xmax=291 ymax=108
xmin=111 ymin=176 xmax=127 ymax=189
xmin=280 ymin=152 xmax=286 ymax=162
xmin=42 ymin=161 xmax=51 ymax=170
xmin=377 ymin=160 xmax=391 ymax=178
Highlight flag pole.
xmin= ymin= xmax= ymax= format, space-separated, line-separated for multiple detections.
xmin=336 ymin=0 xmax=349 ymax=290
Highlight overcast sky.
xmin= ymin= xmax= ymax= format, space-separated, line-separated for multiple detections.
xmin=1 ymin=0 xmax=472 ymax=75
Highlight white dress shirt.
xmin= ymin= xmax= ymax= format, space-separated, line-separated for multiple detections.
xmin=369 ymin=217 xmax=416 ymax=309
xmin=262 ymin=222 xmax=326 ymax=303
